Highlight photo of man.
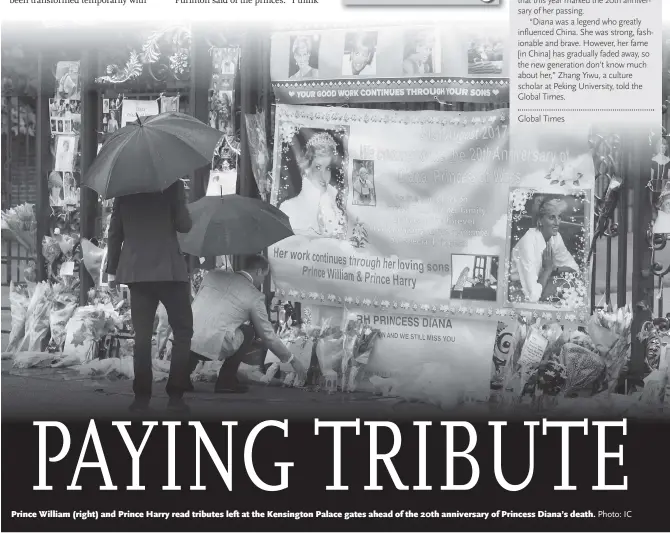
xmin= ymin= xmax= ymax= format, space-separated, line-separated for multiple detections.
xmin=342 ymin=31 xmax=378 ymax=76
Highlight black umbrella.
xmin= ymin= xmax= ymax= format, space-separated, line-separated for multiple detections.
xmin=177 ymin=195 xmax=294 ymax=257
xmin=84 ymin=112 xmax=223 ymax=199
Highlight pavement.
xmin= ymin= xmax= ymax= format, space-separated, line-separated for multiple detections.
xmin=1 ymin=360 xmax=450 ymax=421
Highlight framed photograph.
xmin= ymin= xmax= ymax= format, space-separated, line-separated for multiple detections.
xmin=63 ymin=119 xmax=72 ymax=133
xmin=102 ymin=98 xmax=110 ymax=114
xmin=56 ymin=119 xmax=64 ymax=133
xmin=503 ymin=188 xmax=591 ymax=312
xmin=54 ymin=135 xmax=78 ymax=173
xmin=50 ymin=118 xmax=58 ymax=134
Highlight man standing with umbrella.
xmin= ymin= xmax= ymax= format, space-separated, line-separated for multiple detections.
xmin=86 ymin=112 xmax=226 ymax=413
xmin=106 ymin=179 xmax=194 ymax=413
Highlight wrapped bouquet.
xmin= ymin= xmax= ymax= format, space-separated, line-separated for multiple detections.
xmin=263 ymin=321 xmax=314 ymax=387
xmin=48 ymin=283 xmax=79 ymax=351
xmin=560 ymin=343 xmax=606 ymax=397
xmin=4 ymin=282 xmax=31 ymax=356
xmin=20 ymin=281 xmax=54 ymax=352
xmin=316 ymin=326 xmax=345 ymax=392
xmin=594 ymin=306 xmax=632 ymax=392
xmin=62 ymin=304 xmax=123 ymax=364
xmin=341 ymin=313 xmax=380 ymax=393
xmin=81 ymin=238 xmax=106 ymax=287
xmin=1 ymin=203 xmax=37 ymax=254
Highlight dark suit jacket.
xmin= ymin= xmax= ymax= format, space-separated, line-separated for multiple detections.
xmin=106 ymin=180 xmax=192 ymax=284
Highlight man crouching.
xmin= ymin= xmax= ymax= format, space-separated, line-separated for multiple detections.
xmin=188 ymin=254 xmax=305 ymax=392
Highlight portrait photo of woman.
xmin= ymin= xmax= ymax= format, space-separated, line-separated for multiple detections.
xmin=403 ymin=28 xmax=439 ymax=76
xmin=276 ymin=127 xmax=348 ymax=239
xmin=506 ymin=191 xmax=588 ymax=308
xmin=289 ymin=35 xmax=320 ymax=80
xmin=55 ymin=135 xmax=77 ymax=173
xmin=48 ymin=171 xmax=65 ymax=208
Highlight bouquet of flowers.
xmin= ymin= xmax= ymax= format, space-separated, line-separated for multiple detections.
xmin=20 ymin=281 xmax=54 ymax=352
xmin=191 ymin=268 xmax=206 ymax=299
xmin=48 ymin=283 xmax=79 ymax=351
xmin=42 ymin=236 xmax=62 ymax=267
xmin=4 ymin=282 xmax=31 ymax=356
xmin=1 ymin=203 xmax=37 ymax=254
xmin=263 ymin=321 xmax=312 ymax=387
xmin=155 ymin=303 xmax=172 ymax=360
xmin=560 ymin=343 xmax=606 ymax=397
xmin=588 ymin=305 xmax=631 ymax=356
xmin=341 ymin=313 xmax=380 ymax=393
xmin=536 ymin=358 xmax=567 ymax=396
xmin=315 ymin=326 xmax=345 ymax=392
xmin=81 ymin=238 xmax=105 ymax=287
xmin=62 ymin=304 xmax=123 ymax=364
xmin=596 ymin=306 xmax=632 ymax=392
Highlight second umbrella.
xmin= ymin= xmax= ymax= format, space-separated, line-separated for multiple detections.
xmin=177 ymin=195 xmax=294 ymax=257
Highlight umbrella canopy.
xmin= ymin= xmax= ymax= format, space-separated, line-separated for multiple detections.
xmin=84 ymin=112 xmax=223 ymax=199
xmin=177 ymin=195 xmax=294 ymax=257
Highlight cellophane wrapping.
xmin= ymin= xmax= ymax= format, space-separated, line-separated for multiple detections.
xmin=341 ymin=310 xmax=380 ymax=392
xmin=21 ymin=281 xmax=54 ymax=352
xmin=62 ymin=304 xmax=122 ymax=364
xmin=47 ymin=281 xmax=80 ymax=351
xmin=1 ymin=203 xmax=37 ymax=253
xmin=4 ymin=282 xmax=31 ymax=357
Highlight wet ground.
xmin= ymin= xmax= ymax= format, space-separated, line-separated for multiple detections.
xmin=1 ymin=360 xmax=452 ymax=421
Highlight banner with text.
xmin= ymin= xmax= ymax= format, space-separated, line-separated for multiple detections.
xmin=271 ymin=24 xmax=508 ymax=104
xmin=272 ymin=77 xmax=509 ymax=105
xmin=302 ymin=303 xmax=499 ymax=400
xmin=268 ymin=104 xmax=514 ymax=319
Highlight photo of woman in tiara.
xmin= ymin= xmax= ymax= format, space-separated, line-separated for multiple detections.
xmin=275 ymin=127 xmax=349 ymax=239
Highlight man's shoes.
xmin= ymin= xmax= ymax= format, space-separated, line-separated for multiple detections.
xmin=215 ymin=383 xmax=250 ymax=394
xmin=167 ymin=398 xmax=191 ymax=414
xmin=128 ymin=400 xmax=151 ymax=413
